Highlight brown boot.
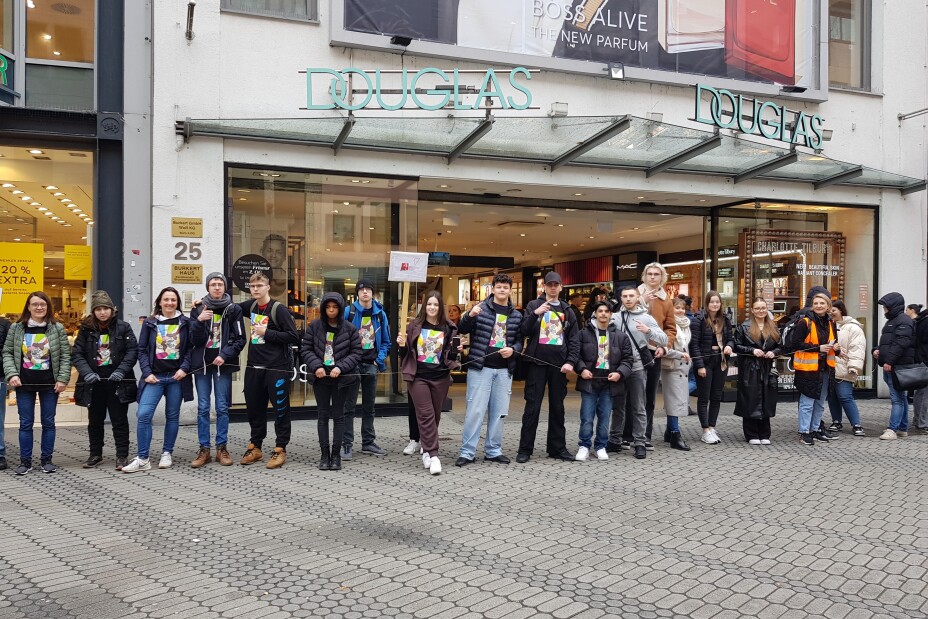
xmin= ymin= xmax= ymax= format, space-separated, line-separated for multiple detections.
xmin=191 ymin=447 xmax=212 ymax=468
xmin=216 ymin=444 xmax=233 ymax=466
xmin=266 ymin=447 xmax=286 ymax=469
xmin=240 ymin=443 xmax=264 ymax=465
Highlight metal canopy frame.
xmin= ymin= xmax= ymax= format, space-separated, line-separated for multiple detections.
xmin=814 ymin=165 xmax=863 ymax=190
xmin=550 ymin=115 xmax=630 ymax=171
xmin=646 ymin=131 xmax=721 ymax=178
xmin=734 ymin=149 xmax=798 ymax=184
xmin=173 ymin=116 xmax=926 ymax=194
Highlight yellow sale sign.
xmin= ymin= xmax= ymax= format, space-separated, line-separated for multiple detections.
xmin=0 ymin=242 xmax=44 ymax=314
xmin=64 ymin=245 xmax=93 ymax=280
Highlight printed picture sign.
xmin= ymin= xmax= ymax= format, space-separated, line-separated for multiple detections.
xmin=388 ymin=251 xmax=429 ymax=283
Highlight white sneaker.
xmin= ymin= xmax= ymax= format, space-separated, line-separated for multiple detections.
xmin=880 ymin=429 xmax=897 ymax=441
xmin=760 ymin=439 xmax=772 ymax=445
xmin=122 ymin=457 xmax=151 ymax=473
xmin=575 ymin=446 xmax=590 ymax=461
xmin=403 ymin=440 xmax=420 ymax=455
xmin=709 ymin=429 xmax=721 ymax=444
xmin=429 ymin=456 xmax=442 ymax=475
xmin=422 ymin=452 xmax=432 ymax=469
xmin=749 ymin=439 xmax=761 ymax=445
xmin=595 ymin=448 xmax=609 ymax=461
xmin=158 ymin=452 xmax=173 ymax=469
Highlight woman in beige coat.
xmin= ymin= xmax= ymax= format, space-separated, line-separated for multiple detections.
xmin=660 ymin=297 xmax=691 ymax=451
xmin=827 ymin=300 xmax=866 ymax=436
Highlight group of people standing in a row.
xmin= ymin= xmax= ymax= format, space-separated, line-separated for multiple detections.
xmin=1 ymin=263 xmax=926 ymax=476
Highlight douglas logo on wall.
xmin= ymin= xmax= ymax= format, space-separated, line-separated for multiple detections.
xmin=341 ymin=0 xmax=814 ymax=87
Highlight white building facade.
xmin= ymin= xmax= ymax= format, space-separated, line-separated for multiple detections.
xmin=149 ymin=0 xmax=928 ymax=408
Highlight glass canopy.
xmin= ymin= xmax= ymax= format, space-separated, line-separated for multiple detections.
xmin=176 ymin=115 xmax=926 ymax=194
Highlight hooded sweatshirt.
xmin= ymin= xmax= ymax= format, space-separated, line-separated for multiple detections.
xmin=875 ymin=292 xmax=916 ymax=368
xmin=300 ymin=292 xmax=362 ymax=386
xmin=612 ymin=305 xmax=668 ymax=372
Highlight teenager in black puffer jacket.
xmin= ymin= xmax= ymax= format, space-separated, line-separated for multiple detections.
xmin=301 ymin=292 xmax=362 ymax=471
xmin=874 ymin=292 xmax=916 ymax=439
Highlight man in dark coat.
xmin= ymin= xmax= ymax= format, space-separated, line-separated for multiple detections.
xmin=874 ymin=292 xmax=917 ymax=440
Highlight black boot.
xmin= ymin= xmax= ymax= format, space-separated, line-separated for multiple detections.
xmin=663 ymin=426 xmax=671 ymax=443
xmin=329 ymin=446 xmax=342 ymax=471
xmin=318 ymin=447 xmax=330 ymax=470
xmin=669 ymin=431 xmax=691 ymax=451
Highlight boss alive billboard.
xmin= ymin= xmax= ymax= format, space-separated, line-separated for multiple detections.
xmin=342 ymin=0 xmax=817 ymax=87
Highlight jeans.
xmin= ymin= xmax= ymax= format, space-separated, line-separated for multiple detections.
xmin=460 ymin=367 xmax=512 ymax=460
xmin=884 ymin=371 xmax=909 ymax=432
xmin=797 ymin=372 xmax=829 ymax=434
xmin=688 ymin=366 xmax=697 ymax=396
xmin=827 ymin=378 xmax=861 ymax=427
xmin=194 ymin=369 xmax=232 ymax=447
xmin=610 ymin=369 xmax=647 ymax=447
xmin=88 ymin=382 xmax=130 ymax=458
xmin=313 ymin=380 xmax=348 ymax=450
xmin=17 ymin=388 xmax=58 ymax=463
xmin=136 ymin=374 xmax=182 ymax=460
xmin=0 ymin=381 xmax=6 ymax=460
xmin=696 ymin=356 xmax=725 ymax=429
xmin=643 ymin=360 xmax=661 ymax=440
xmin=915 ymin=387 xmax=928 ymax=430
xmin=579 ymin=387 xmax=612 ymax=450
xmin=343 ymin=362 xmax=378 ymax=447
xmin=519 ymin=363 xmax=569 ymax=456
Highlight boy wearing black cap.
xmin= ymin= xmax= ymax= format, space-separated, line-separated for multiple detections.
xmin=341 ymin=278 xmax=392 ymax=458
xmin=517 ymin=271 xmax=581 ymax=462
xmin=189 ymin=272 xmax=246 ymax=468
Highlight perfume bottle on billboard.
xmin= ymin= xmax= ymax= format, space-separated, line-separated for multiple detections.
xmin=658 ymin=0 xmax=725 ymax=54
xmin=725 ymin=0 xmax=796 ymax=84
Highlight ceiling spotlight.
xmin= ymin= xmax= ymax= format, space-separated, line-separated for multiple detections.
xmin=42 ymin=34 xmax=52 ymax=41
xmin=11 ymin=190 xmax=23 ymax=194
xmin=29 ymin=149 xmax=44 ymax=154
xmin=53 ymin=192 xmax=64 ymax=196
xmin=574 ymin=193 xmax=584 ymax=196
xmin=61 ymin=198 xmax=72 ymax=202
xmin=37 ymin=207 xmax=48 ymax=211
xmin=45 ymin=186 xmax=58 ymax=190
xmin=1 ymin=183 xmax=14 ymax=188
xmin=20 ymin=196 xmax=31 ymax=201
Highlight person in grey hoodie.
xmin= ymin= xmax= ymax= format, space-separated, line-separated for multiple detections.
xmin=608 ymin=287 xmax=668 ymax=460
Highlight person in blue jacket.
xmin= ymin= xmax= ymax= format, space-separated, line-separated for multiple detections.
xmin=340 ymin=279 xmax=392 ymax=459
xmin=123 ymin=287 xmax=202 ymax=473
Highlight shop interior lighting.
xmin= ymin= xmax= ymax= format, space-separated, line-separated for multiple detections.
xmin=53 ymin=192 xmax=64 ymax=196
xmin=11 ymin=190 xmax=22 ymax=194
xmin=46 ymin=186 xmax=58 ymax=190
xmin=29 ymin=149 xmax=43 ymax=154
xmin=1 ymin=183 xmax=13 ymax=188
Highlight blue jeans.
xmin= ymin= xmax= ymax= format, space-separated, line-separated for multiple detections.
xmin=797 ymin=372 xmax=829 ymax=433
xmin=579 ymin=387 xmax=612 ymax=450
xmin=884 ymin=371 xmax=909 ymax=432
xmin=137 ymin=374 xmax=182 ymax=460
xmin=460 ymin=367 xmax=512 ymax=459
xmin=0 ymin=381 xmax=6 ymax=460
xmin=827 ymin=378 xmax=861 ymax=426
xmin=17 ymin=388 xmax=58 ymax=463
xmin=194 ymin=369 xmax=231 ymax=447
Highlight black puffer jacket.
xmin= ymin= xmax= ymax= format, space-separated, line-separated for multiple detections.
xmin=73 ymin=319 xmax=139 ymax=406
xmin=0 ymin=317 xmax=9 ymax=379
xmin=300 ymin=292 xmax=362 ymax=387
xmin=575 ymin=321 xmax=633 ymax=397
xmin=689 ymin=311 xmax=734 ymax=370
xmin=457 ymin=296 xmax=524 ymax=375
xmin=915 ymin=309 xmax=928 ymax=364
xmin=875 ymin=292 xmax=916 ymax=370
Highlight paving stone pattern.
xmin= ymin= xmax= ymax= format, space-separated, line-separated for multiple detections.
xmin=1 ymin=398 xmax=927 ymax=619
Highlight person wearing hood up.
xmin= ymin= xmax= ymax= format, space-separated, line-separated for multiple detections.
xmin=72 ymin=290 xmax=138 ymax=470
xmin=189 ymin=273 xmax=246 ymax=468
xmin=574 ymin=300 xmax=633 ymax=461
xmin=912 ymin=304 xmax=928 ymax=431
xmin=826 ymin=300 xmax=866 ymax=436
xmin=873 ymin=292 xmax=917 ymax=440
xmin=608 ymin=286 xmax=668 ymax=459
xmin=788 ymin=291 xmax=840 ymax=446
xmin=301 ymin=292 xmax=362 ymax=471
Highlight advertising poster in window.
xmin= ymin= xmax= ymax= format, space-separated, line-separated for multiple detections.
xmin=340 ymin=0 xmax=817 ymax=86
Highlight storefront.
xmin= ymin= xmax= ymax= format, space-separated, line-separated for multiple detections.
xmin=153 ymin=1 xmax=927 ymax=410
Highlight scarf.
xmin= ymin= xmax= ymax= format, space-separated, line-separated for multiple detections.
xmin=202 ymin=293 xmax=232 ymax=312
xmin=674 ymin=315 xmax=691 ymax=352
xmin=27 ymin=319 xmax=48 ymax=328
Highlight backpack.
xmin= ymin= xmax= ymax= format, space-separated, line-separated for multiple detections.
xmin=780 ymin=310 xmax=809 ymax=351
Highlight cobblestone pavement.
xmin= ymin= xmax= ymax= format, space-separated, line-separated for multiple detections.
xmin=2 ymin=397 xmax=927 ymax=619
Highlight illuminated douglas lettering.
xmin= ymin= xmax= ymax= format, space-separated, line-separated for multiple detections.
xmin=695 ymin=83 xmax=825 ymax=150
xmin=306 ymin=67 xmax=533 ymax=111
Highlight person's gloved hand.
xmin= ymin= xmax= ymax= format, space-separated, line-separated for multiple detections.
xmin=84 ymin=373 xmax=101 ymax=384
xmin=109 ymin=370 xmax=125 ymax=383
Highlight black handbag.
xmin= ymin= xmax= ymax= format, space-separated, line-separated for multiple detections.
xmin=893 ymin=363 xmax=928 ymax=390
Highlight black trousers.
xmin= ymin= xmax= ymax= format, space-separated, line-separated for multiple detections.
xmin=697 ymin=356 xmax=725 ymax=428
xmin=407 ymin=396 xmax=420 ymax=441
xmin=643 ymin=360 xmax=661 ymax=440
xmin=742 ymin=417 xmax=771 ymax=441
xmin=88 ymin=382 xmax=130 ymax=458
xmin=313 ymin=380 xmax=348 ymax=450
xmin=519 ymin=363 xmax=568 ymax=456
xmin=243 ymin=367 xmax=291 ymax=449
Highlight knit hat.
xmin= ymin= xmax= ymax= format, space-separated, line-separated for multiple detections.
xmin=205 ymin=272 xmax=227 ymax=291
xmin=356 ymin=279 xmax=375 ymax=293
xmin=90 ymin=290 xmax=116 ymax=312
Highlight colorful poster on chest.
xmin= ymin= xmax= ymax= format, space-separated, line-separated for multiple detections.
xmin=342 ymin=0 xmax=815 ymax=86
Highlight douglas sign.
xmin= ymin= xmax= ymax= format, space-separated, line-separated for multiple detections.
xmin=695 ymin=84 xmax=825 ymax=149
xmin=305 ymin=67 xmax=533 ymax=111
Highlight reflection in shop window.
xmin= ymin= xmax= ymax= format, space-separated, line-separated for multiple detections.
xmin=828 ymin=0 xmax=870 ymax=90
xmin=26 ymin=0 xmax=94 ymax=63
